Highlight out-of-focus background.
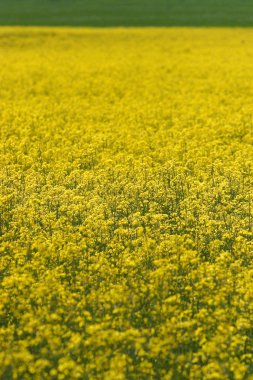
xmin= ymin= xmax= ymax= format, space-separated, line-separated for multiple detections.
xmin=0 ymin=0 xmax=252 ymax=27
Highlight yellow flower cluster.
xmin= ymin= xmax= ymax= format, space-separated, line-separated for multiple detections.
xmin=0 ymin=27 xmax=253 ymax=379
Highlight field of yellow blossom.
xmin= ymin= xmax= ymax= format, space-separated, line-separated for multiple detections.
xmin=0 ymin=27 xmax=253 ymax=379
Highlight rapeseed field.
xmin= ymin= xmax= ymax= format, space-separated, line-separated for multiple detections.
xmin=0 ymin=28 xmax=253 ymax=379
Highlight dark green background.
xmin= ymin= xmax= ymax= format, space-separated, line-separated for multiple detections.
xmin=0 ymin=0 xmax=252 ymax=26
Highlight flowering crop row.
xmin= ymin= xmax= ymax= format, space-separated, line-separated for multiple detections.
xmin=0 ymin=28 xmax=253 ymax=379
